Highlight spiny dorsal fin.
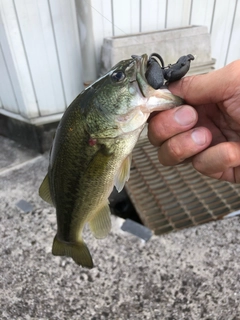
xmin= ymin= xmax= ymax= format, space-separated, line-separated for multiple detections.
xmin=114 ymin=154 xmax=132 ymax=192
xmin=88 ymin=203 xmax=111 ymax=239
xmin=39 ymin=174 xmax=53 ymax=205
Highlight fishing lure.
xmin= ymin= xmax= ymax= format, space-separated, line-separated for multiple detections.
xmin=145 ymin=53 xmax=195 ymax=88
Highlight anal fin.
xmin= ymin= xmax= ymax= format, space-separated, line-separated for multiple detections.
xmin=88 ymin=204 xmax=111 ymax=239
xmin=39 ymin=174 xmax=53 ymax=205
xmin=52 ymin=235 xmax=93 ymax=268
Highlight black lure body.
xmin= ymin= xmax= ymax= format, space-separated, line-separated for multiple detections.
xmin=163 ymin=54 xmax=195 ymax=82
xmin=145 ymin=53 xmax=195 ymax=89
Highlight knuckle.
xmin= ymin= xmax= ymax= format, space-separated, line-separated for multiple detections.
xmin=224 ymin=143 xmax=239 ymax=165
xmin=179 ymin=75 xmax=197 ymax=98
xmin=159 ymin=122 xmax=173 ymax=142
xmin=165 ymin=139 xmax=186 ymax=163
xmin=222 ymin=61 xmax=240 ymax=100
xmin=227 ymin=59 xmax=240 ymax=72
xmin=148 ymin=114 xmax=172 ymax=146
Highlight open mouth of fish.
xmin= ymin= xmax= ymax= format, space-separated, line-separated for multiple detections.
xmin=130 ymin=54 xmax=183 ymax=113
xmin=131 ymin=54 xmax=149 ymax=95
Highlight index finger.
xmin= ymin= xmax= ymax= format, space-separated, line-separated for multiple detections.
xmin=148 ymin=105 xmax=197 ymax=146
xmin=169 ymin=60 xmax=240 ymax=105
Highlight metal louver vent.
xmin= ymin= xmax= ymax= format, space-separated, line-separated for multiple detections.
xmin=125 ymin=138 xmax=240 ymax=235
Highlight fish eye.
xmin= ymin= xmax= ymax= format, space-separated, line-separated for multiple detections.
xmin=111 ymin=70 xmax=125 ymax=82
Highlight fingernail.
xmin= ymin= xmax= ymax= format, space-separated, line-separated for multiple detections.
xmin=191 ymin=129 xmax=206 ymax=145
xmin=174 ymin=106 xmax=196 ymax=126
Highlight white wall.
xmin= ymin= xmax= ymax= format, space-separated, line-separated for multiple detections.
xmin=91 ymin=0 xmax=240 ymax=73
xmin=0 ymin=0 xmax=83 ymax=124
xmin=0 ymin=0 xmax=239 ymax=124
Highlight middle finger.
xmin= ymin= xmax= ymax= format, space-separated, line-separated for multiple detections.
xmin=158 ymin=127 xmax=212 ymax=166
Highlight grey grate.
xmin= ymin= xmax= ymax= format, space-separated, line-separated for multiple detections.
xmin=125 ymin=138 xmax=240 ymax=235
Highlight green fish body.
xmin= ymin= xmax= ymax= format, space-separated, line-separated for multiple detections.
xmin=39 ymin=54 xmax=182 ymax=267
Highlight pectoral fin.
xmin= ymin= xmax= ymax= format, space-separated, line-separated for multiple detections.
xmin=88 ymin=203 xmax=111 ymax=239
xmin=39 ymin=174 xmax=53 ymax=205
xmin=114 ymin=154 xmax=132 ymax=192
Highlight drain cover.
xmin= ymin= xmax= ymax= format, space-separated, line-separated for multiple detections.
xmin=125 ymin=138 xmax=240 ymax=235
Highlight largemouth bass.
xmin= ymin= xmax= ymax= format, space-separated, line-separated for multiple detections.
xmin=39 ymin=54 xmax=182 ymax=268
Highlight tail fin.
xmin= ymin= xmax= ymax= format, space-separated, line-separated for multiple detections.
xmin=52 ymin=235 xmax=93 ymax=268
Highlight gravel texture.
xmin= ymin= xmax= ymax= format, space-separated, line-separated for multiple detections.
xmin=1 ymin=136 xmax=240 ymax=320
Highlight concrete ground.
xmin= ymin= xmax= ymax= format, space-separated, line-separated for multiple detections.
xmin=1 ymin=135 xmax=240 ymax=320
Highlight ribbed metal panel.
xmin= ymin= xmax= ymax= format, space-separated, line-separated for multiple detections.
xmin=126 ymin=138 xmax=240 ymax=235
xmin=0 ymin=0 xmax=83 ymax=123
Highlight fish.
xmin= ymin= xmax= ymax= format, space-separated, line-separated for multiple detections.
xmin=39 ymin=54 xmax=182 ymax=268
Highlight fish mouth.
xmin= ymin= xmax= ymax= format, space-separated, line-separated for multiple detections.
xmin=131 ymin=54 xmax=148 ymax=95
xmin=131 ymin=54 xmax=183 ymax=111
xmin=135 ymin=53 xmax=148 ymax=80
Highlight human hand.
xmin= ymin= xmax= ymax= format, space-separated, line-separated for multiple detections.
xmin=148 ymin=60 xmax=240 ymax=183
